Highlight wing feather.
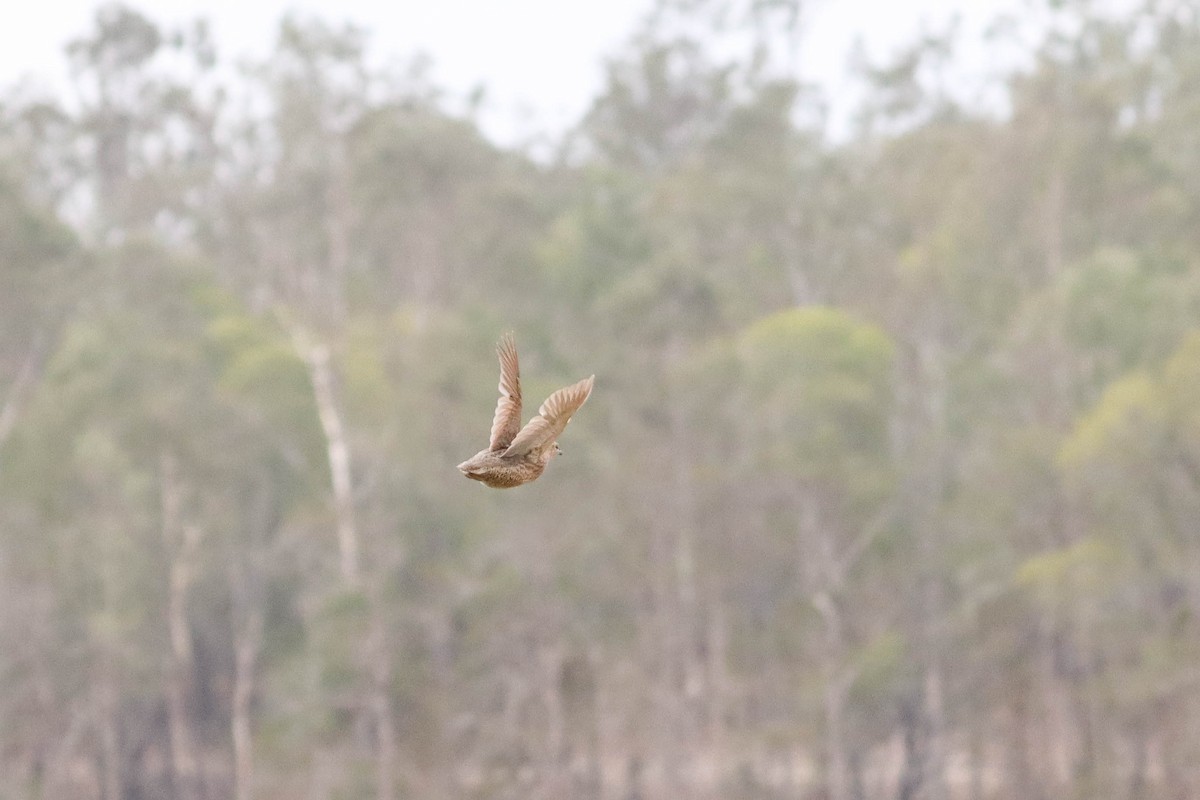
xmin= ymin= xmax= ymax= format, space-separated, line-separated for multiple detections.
xmin=488 ymin=333 xmax=522 ymax=451
xmin=503 ymin=374 xmax=594 ymax=458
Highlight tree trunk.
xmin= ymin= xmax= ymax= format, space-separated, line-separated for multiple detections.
xmin=921 ymin=662 xmax=947 ymax=800
xmin=1043 ymin=164 xmax=1065 ymax=282
xmin=422 ymin=608 xmax=457 ymax=799
xmin=650 ymin=508 xmax=685 ymax=799
xmin=231 ymin=608 xmax=262 ymax=800
xmin=538 ymin=644 xmax=568 ymax=800
xmin=897 ymin=693 xmax=923 ymax=800
xmin=0 ymin=333 xmax=45 ymax=453
xmin=368 ymin=610 xmax=397 ymax=800
xmin=668 ymin=385 xmax=705 ymax=797
xmin=967 ymin=717 xmax=985 ymax=800
xmin=294 ymin=332 xmax=360 ymax=586
xmin=907 ymin=332 xmax=950 ymax=800
xmin=1005 ymin=662 xmax=1042 ymax=800
xmin=161 ymin=452 xmax=204 ymax=800
xmin=230 ymin=478 xmax=276 ymax=800
xmin=95 ymin=659 xmax=122 ymax=800
xmin=563 ymin=650 xmax=604 ymax=800
xmin=802 ymin=493 xmax=851 ymax=800
xmin=1127 ymin=724 xmax=1147 ymax=800
xmin=704 ymin=602 xmax=730 ymax=795
xmin=814 ymin=588 xmax=851 ymax=800
xmin=324 ymin=138 xmax=350 ymax=324
xmin=823 ymin=672 xmax=850 ymax=800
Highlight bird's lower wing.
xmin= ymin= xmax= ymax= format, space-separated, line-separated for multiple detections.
xmin=489 ymin=333 xmax=522 ymax=451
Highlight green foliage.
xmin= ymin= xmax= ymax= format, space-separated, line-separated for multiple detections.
xmin=0 ymin=176 xmax=75 ymax=269
xmin=1162 ymin=330 xmax=1200 ymax=444
xmin=1058 ymin=371 xmax=1162 ymax=470
xmin=737 ymin=307 xmax=894 ymax=491
xmin=848 ymin=630 xmax=909 ymax=704
xmin=1015 ymin=537 xmax=1123 ymax=600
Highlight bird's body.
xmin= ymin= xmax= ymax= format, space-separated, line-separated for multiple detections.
xmin=456 ymin=449 xmax=548 ymax=488
xmin=457 ymin=333 xmax=594 ymax=489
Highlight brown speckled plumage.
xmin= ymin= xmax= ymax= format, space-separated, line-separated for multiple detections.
xmin=457 ymin=333 xmax=594 ymax=489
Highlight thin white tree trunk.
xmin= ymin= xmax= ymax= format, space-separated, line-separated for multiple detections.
xmin=293 ymin=331 xmax=360 ymax=586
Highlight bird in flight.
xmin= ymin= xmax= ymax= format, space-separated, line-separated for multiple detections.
xmin=458 ymin=332 xmax=594 ymax=488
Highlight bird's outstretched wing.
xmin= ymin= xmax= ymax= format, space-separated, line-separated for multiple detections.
xmin=489 ymin=333 xmax=522 ymax=451
xmin=503 ymin=374 xmax=594 ymax=458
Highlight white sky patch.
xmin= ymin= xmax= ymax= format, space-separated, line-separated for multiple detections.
xmin=2 ymin=0 xmax=1025 ymax=146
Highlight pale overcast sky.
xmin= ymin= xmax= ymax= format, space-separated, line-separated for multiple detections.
xmin=0 ymin=0 xmax=1021 ymax=143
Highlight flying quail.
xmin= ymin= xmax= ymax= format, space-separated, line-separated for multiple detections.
xmin=457 ymin=333 xmax=594 ymax=488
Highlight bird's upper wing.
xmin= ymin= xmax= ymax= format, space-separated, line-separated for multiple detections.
xmin=503 ymin=374 xmax=594 ymax=458
xmin=489 ymin=333 xmax=523 ymax=452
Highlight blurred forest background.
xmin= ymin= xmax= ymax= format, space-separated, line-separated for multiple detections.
xmin=3 ymin=0 xmax=1200 ymax=798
